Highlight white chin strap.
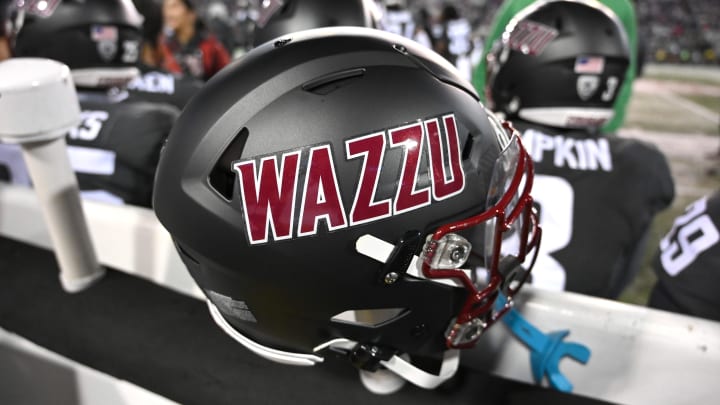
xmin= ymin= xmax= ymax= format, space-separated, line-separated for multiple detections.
xmin=207 ymin=300 xmax=324 ymax=366
xmin=206 ymin=233 xmax=463 ymax=390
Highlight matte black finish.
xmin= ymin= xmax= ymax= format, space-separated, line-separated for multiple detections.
xmin=154 ymin=27 xmax=508 ymax=359
xmin=14 ymin=0 xmax=143 ymax=69
xmin=487 ymin=1 xmax=630 ymax=122
xmin=252 ymin=0 xmax=376 ymax=47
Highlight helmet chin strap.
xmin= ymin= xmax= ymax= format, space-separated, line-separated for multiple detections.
xmin=205 ymin=233 xmax=464 ymax=390
xmin=207 ymin=300 xmax=324 ymax=366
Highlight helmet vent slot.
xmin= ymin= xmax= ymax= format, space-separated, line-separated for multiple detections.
xmin=461 ymin=132 xmax=473 ymax=161
xmin=331 ymin=308 xmax=407 ymax=327
xmin=302 ymin=68 xmax=365 ymax=95
xmin=208 ymin=127 xmax=250 ymax=201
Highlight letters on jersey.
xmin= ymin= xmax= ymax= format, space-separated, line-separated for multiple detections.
xmin=127 ymin=72 xmax=176 ymax=95
xmin=233 ymin=114 xmax=466 ymax=244
xmin=522 ymin=128 xmax=612 ymax=171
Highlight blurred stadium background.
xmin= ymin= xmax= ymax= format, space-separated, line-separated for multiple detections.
xmin=189 ymin=0 xmax=720 ymax=65
xmin=619 ymin=63 xmax=719 ymax=304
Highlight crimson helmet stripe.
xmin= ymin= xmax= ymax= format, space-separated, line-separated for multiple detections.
xmin=346 ymin=131 xmax=393 ymax=226
xmin=233 ymin=151 xmax=301 ymax=244
xmin=390 ymin=121 xmax=431 ymax=215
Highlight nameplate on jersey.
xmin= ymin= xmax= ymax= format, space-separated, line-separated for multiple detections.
xmin=232 ymin=114 xmax=466 ymax=245
xmin=128 ymin=72 xmax=176 ymax=95
xmin=522 ymin=128 xmax=612 ymax=171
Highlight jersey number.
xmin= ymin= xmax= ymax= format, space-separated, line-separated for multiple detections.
xmin=530 ymin=175 xmax=574 ymax=291
xmin=659 ymin=197 xmax=720 ymax=276
xmin=67 ymin=110 xmax=109 ymax=141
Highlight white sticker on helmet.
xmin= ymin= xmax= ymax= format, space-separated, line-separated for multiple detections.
xmin=576 ymin=75 xmax=600 ymax=101
xmin=207 ymin=290 xmax=258 ymax=323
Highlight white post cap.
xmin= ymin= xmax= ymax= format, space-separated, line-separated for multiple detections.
xmin=0 ymin=58 xmax=81 ymax=143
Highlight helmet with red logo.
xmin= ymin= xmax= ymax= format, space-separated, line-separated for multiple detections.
xmin=10 ymin=0 xmax=143 ymax=88
xmin=252 ymin=0 xmax=378 ymax=47
xmin=486 ymin=0 xmax=630 ymax=129
xmin=153 ymin=27 xmax=540 ymax=388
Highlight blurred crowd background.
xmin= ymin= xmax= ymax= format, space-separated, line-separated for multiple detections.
xmin=153 ymin=0 xmax=719 ymax=69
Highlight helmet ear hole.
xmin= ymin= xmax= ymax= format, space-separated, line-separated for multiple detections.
xmin=461 ymin=133 xmax=473 ymax=161
xmin=208 ymin=127 xmax=250 ymax=200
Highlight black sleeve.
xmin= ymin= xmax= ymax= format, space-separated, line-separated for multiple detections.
xmin=607 ymin=224 xmax=652 ymax=298
xmin=69 ymin=101 xmax=180 ymax=207
xmin=607 ymin=137 xmax=675 ymax=297
xmin=648 ymin=190 xmax=720 ymax=321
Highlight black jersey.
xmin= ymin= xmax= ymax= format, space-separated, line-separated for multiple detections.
xmin=0 ymin=91 xmax=179 ymax=208
xmin=648 ymin=191 xmax=720 ymax=321
xmin=126 ymin=65 xmax=203 ymax=110
xmin=516 ymin=121 xmax=675 ymax=298
xmin=69 ymin=92 xmax=179 ymax=207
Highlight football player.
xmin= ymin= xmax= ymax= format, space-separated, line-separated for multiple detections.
xmin=484 ymin=0 xmax=674 ymax=298
xmin=648 ymin=190 xmax=720 ymax=321
xmin=0 ymin=0 xmax=180 ymax=208
xmin=377 ymin=0 xmax=432 ymax=49
xmin=474 ymin=0 xmax=639 ymax=133
xmin=435 ymin=5 xmax=473 ymax=81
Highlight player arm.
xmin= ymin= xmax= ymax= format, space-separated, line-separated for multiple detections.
xmin=607 ymin=145 xmax=675 ymax=297
xmin=606 ymin=223 xmax=651 ymax=298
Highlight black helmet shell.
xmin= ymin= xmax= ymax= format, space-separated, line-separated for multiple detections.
xmin=14 ymin=0 xmax=143 ymax=70
xmin=487 ymin=0 xmax=630 ymax=128
xmin=154 ymin=27 xmax=510 ymax=357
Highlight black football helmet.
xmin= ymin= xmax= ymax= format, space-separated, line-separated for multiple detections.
xmin=12 ymin=0 xmax=143 ymax=87
xmin=486 ymin=0 xmax=630 ymax=129
xmin=252 ymin=0 xmax=377 ymax=47
xmin=154 ymin=27 xmax=540 ymax=388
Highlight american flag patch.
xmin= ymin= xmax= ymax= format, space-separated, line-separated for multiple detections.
xmin=574 ymin=56 xmax=605 ymax=74
xmin=90 ymin=25 xmax=118 ymax=42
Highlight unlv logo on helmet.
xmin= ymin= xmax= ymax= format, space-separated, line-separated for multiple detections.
xmin=233 ymin=114 xmax=466 ymax=244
